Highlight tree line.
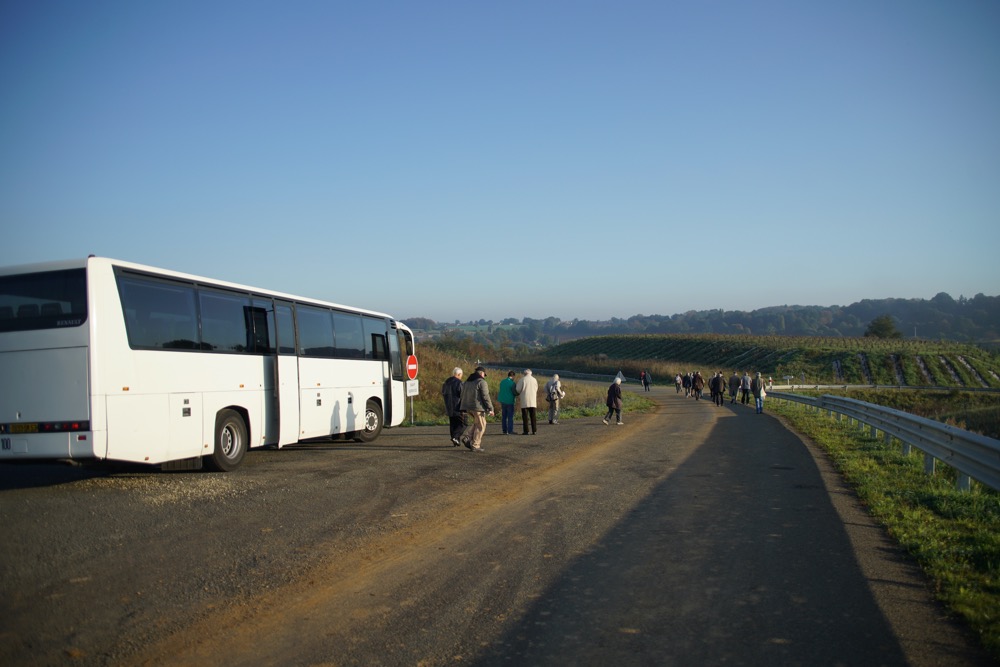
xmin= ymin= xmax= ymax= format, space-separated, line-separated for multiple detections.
xmin=407 ymin=292 xmax=1000 ymax=347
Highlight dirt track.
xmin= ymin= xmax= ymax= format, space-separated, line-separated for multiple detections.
xmin=1 ymin=386 xmax=992 ymax=666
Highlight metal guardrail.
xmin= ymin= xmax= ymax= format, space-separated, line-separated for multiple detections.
xmin=770 ymin=392 xmax=1000 ymax=492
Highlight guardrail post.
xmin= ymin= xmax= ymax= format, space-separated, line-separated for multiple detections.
xmin=924 ymin=453 xmax=936 ymax=476
xmin=957 ymin=473 xmax=971 ymax=492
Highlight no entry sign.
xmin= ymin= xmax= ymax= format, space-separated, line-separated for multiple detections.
xmin=406 ymin=354 xmax=418 ymax=380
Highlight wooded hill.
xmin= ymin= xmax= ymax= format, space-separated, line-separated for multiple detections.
xmin=409 ymin=292 xmax=1000 ymax=346
xmin=525 ymin=334 xmax=1000 ymax=388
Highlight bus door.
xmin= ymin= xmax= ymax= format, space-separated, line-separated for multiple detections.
xmin=387 ymin=322 xmax=412 ymax=425
xmin=274 ymin=302 xmax=300 ymax=446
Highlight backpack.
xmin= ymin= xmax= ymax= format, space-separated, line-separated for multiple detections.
xmin=548 ymin=383 xmax=562 ymax=401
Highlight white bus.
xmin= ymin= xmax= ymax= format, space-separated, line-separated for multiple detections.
xmin=0 ymin=257 xmax=415 ymax=471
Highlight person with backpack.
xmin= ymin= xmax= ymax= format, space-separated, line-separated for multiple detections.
xmin=544 ymin=374 xmax=564 ymax=424
xmin=459 ymin=366 xmax=494 ymax=451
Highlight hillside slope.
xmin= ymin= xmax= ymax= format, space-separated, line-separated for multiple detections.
xmin=531 ymin=334 xmax=1000 ymax=387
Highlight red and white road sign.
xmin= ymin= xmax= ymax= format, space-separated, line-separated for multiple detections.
xmin=406 ymin=354 xmax=419 ymax=380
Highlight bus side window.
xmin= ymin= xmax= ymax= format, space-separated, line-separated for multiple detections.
xmin=199 ymin=290 xmax=251 ymax=353
xmin=332 ymin=311 xmax=364 ymax=359
xmin=370 ymin=333 xmax=388 ymax=361
xmin=297 ymin=306 xmax=335 ymax=357
xmin=118 ymin=276 xmax=198 ymax=350
xmin=362 ymin=316 xmax=388 ymax=361
xmin=244 ymin=305 xmax=272 ymax=354
xmin=275 ymin=304 xmax=295 ymax=355
xmin=388 ymin=327 xmax=402 ymax=379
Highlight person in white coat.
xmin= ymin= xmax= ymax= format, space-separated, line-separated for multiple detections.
xmin=515 ymin=369 xmax=539 ymax=435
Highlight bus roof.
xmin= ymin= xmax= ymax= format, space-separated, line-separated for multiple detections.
xmin=1 ymin=256 xmax=409 ymax=326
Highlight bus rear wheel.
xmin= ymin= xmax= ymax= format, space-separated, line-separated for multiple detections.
xmin=355 ymin=400 xmax=383 ymax=443
xmin=206 ymin=409 xmax=247 ymax=471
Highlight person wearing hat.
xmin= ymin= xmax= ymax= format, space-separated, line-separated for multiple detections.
xmin=459 ymin=366 xmax=494 ymax=451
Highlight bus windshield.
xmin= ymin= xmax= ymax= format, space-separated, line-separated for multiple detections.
xmin=0 ymin=269 xmax=88 ymax=333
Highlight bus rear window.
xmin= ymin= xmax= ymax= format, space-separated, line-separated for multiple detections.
xmin=0 ymin=269 xmax=88 ymax=332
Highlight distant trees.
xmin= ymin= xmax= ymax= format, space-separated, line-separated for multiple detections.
xmin=864 ymin=315 xmax=903 ymax=339
xmin=403 ymin=291 xmax=1000 ymax=346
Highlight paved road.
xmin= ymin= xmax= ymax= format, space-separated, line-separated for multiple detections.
xmin=0 ymin=385 xmax=992 ymax=666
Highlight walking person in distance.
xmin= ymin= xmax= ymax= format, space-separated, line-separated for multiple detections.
xmin=516 ymin=369 xmax=539 ymax=435
xmin=498 ymin=370 xmax=518 ymax=435
xmin=441 ymin=367 xmax=465 ymax=446
xmin=751 ymin=372 xmax=767 ymax=414
xmin=692 ymin=371 xmax=705 ymax=400
xmin=545 ymin=374 xmax=564 ymax=424
xmin=728 ymin=370 xmax=741 ymax=404
xmin=602 ymin=377 xmax=624 ymax=425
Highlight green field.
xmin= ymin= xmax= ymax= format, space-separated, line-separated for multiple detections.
xmin=521 ymin=333 xmax=1000 ymax=388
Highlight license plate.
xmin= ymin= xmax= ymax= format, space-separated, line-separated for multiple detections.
xmin=10 ymin=423 xmax=38 ymax=434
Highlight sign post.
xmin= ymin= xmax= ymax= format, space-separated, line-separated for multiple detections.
xmin=405 ymin=355 xmax=419 ymax=424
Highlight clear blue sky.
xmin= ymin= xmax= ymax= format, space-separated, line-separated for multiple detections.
xmin=3 ymin=1 xmax=998 ymax=323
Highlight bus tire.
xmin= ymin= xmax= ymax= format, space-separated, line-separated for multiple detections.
xmin=356 ymin=400 xmax=383 ymax=443
xmin=206 ymin=409 xmax=247 ymax=471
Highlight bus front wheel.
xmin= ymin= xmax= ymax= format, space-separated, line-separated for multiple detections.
xmin=356 ymin=401 xmax=383 ymax=443
xmin=206 ymin=409 xmax=247 ymax=471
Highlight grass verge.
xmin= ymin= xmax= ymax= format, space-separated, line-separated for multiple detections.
xmin=771 ymin=399 xmax=1000 ymax=660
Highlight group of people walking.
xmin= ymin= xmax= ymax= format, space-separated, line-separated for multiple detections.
xmin=441 ymin=368 xmax=565 ymax=452
xmin=443 ymin=365 xmax=769 ymax=454
xmin=674 ymin=371 xmax=769 ymax=413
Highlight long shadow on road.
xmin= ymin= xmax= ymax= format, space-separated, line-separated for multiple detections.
xmin=472 ymin=401 xmax=927 ymax=666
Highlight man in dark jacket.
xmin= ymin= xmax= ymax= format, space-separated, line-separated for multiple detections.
xmin=692 ymin=372 xmax=705 ymax=400
xmin=602 ymin=377 xmax=624 ymax=425
xmin=728 ymin=371 xmax=741 ymax=404
xmin=459 ymin=366 xmax=494 ymax=451
xmin=441 ymin=367 xmax=465 ymax=446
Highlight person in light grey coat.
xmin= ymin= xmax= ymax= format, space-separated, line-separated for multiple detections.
xmin=544 ymin=374 xmax=564 ymax=424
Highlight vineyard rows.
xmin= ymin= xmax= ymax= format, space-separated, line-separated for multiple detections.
xmin=537 ymin=334 xmax=1000 ymax=388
